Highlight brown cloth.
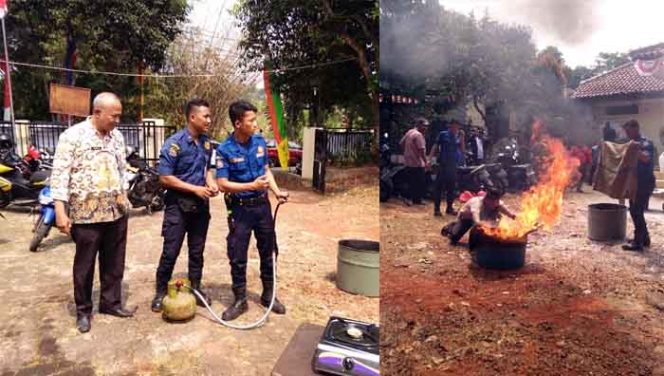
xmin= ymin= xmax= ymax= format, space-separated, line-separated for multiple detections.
xmin=592 ymin=141 xmax=639 ymax=200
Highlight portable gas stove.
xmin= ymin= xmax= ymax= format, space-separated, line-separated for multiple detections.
xmin=312 ymin=316 xmax=380 ymax=376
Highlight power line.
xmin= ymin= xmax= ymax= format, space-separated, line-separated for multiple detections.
xmin=0 ymin=57 xmax=358 ymax=77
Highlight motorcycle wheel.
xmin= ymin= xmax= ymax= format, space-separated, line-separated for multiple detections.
xmin=29 ymin=217 xmax=51 ymax=252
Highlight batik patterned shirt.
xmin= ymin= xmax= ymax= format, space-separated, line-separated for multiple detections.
xmin=51 ymin=118 xmax=129 ymax=224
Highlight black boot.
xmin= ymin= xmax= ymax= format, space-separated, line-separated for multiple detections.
xmin=222 ymin=287 xmax=248 ymax=321
xmin=261 ymin=281 xmax=286 ymax=315
xmin=151 ymin=280 xmax=168 ymax=313
xmin=190 ymin=280 xmax=211 ymax=308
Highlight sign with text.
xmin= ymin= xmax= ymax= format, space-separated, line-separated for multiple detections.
xmin=49 ymin=84 xmax=91 ymax=117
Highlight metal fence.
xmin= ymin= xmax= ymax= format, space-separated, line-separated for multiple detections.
xmin=326 ymin=129 xmax=374 ymax=158
xmin=0 ymin=120 xmax=176 ymax=164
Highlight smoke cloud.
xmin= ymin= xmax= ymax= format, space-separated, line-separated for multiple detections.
xmin=507 ymin=0 xmax=600 ymax=45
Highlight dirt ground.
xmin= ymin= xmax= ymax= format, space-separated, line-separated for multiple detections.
xmin=381 ymin=186 xmax=664 ymax=375
xmin=0 ymin=186 xmax=378 ymax=376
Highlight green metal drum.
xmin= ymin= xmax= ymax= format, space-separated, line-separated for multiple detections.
xmin=336 ymin=240 xmax=379 ymax=297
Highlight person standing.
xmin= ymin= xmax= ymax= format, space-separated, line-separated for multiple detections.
xmin=621 ymin=120 xmax=655 ymax=251
xmin=216 ymin=100 xmax=290 ymax=321
xmin=430 ymin=119 xmax=461 ymax=216
xmin=399 ymin=118 xmax=429 ymax=205
xmin=52 ymin=92 xmax=134 ymax=333
xmin=151 ymin=98 xmax=219 ymax=312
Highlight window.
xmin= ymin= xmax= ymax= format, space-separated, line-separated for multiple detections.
xmin=605 ymin=104 xmax=639 ymax=116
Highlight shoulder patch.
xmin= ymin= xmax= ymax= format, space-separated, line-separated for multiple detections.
xmin=216 ymin=158 xmax=224 ymax=168
xmin=204 ymin=140 xmax=210 ymax=150
xmin=168 ymin=143 xmax=180 ymax=157
xmin=257 ymin=145 xmax=264 ymax=157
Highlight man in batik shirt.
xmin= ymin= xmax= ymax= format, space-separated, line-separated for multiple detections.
xmin=52 ymin=92 xmax=135 ymax=333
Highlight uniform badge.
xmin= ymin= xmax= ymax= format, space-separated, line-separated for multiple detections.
xmin=230 ymin=157 xmax=245 ymax=163
xmin=168 ymin=143 xmax=180 ymax=157
xmin=257 ymin=146 xmax=264 ymax=157
xmin=204 ymin=141 xmax=210 ymax=150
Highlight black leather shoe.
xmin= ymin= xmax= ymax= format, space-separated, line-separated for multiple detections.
xmin=76 ymin=316 xmax=91 ymax=333
xmin=151 ymin=292 xmax=166 ymax=312
xmin=261 ymin=297 xmax=286 ymax=314
xmin=622 ymin=242 xmax=644 ymax=252
xmin=222 ymin=298 xmax=248 ymax=321
xmin=434 ymin=211 xmax=442 ymax=217
xmin=445 ymin=208 xmax=458 ymax=216
xmin=99 ymin=307 xmax=135 ymax=318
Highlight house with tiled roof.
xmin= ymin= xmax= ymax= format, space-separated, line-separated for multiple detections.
xmin=572 ymin=43 xmax=664 ymax=154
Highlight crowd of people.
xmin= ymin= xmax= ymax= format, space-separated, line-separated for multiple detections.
xmin=396 ymin=116 xmax=656 ymax=253
xmin=51 ymin=93 xmax=290 ymax=333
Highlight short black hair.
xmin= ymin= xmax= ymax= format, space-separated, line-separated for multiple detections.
xmin=229 ymin=100 xmax=258 ymax=125
xmin=414 ymin=117 xmax=429 ymax=127
xmin=185 ymin=98 xmax=210 ymax=119
xmin=622 ymin=119 xmax=640 ymax=130
xmin=449 ymin=119 xmax=460 ymax=126
xmin=485 ymin=187 xmax=504 ymax=200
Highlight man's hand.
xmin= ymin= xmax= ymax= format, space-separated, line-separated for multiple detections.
xmin=206 ymin=182 xmax=220 ymax=197
xmin=193 ymin=185 xmax=215 ymax=200
xmin=252 ymin=175 xmax=270 ymax=190
xmin=275 ymin=190 xmax=290 ymax=204
xmin=56 ymin=211 xmax=72 ymax=235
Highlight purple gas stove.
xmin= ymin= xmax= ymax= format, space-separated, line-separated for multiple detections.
xmin=312 ymin=316 xmax=380 ymax=376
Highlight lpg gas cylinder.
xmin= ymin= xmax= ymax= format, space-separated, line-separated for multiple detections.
xmin=161 ymin=278 xmax=197 ymax=322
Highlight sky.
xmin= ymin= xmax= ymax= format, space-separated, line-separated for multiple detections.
xmin=187 ymin=0 xmax=262 ymax=87
xmin=440 ymin=0 xmax=664 ymax=68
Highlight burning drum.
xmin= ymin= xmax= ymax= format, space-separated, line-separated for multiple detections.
xmin=469 ymin=227 xmax=527 ymax=270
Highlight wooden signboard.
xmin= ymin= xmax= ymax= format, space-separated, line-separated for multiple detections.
xmin=49 ymin=84 xmax=91 ymax=117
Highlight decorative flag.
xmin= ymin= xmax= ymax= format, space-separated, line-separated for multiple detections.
xmin=635 ymin=58 xmax=664 ymax=78
xmin=0 ymin=0 xmax=7 ymax=19
xmin=1 ymin=59 xmax=10 ymax=121
xmin=262 ymin=68 xmax=289 ymax=170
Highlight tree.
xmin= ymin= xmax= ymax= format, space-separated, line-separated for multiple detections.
xmin=144 ymin=30 xmax=254 ymax=138
xmin=234 ymin=0 xmax=378 ymax=135
xmin=593 ymin=52 xmax=630 ymax=74
xmin=4 ymin=0 xmax=189 ymax=120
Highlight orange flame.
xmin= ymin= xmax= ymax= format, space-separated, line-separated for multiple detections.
xmin=481 ymin=136 xmax=579 ymax=240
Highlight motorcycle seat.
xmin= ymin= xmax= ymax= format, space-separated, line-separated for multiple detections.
xmin=29 ymin=170 xmax=51 ymax=185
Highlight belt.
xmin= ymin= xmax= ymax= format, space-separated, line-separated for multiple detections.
xmin=225 ymin=193 xmax=268 ymax=207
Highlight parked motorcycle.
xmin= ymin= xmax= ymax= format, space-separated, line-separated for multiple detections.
xmin=379 ymin=140 xmax=409 ymax=202
xmin=126 ymin=147 xmax=164 ymax=214
xmin=489 ymin=137 xmax=537 ymax=192
xmin=29 ymin=185 xmax=55 ymax=252
xmin=0 ymin=160 xmax=50 ymax=208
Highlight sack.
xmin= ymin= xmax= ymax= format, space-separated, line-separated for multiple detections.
xmin=176 ymin=195 xmax=205 ymax=213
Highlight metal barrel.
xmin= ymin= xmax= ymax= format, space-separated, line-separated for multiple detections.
xmin=336 ymin=239 xmax=380 ymax=297
xmin=587 ymin=203 xmax=627 ymax=241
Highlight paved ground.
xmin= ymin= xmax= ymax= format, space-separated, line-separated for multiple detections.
xmin=0 ymin=186 xmax=379 ymax=375
xmin=381 ymin=186 xmax=664 ymax=375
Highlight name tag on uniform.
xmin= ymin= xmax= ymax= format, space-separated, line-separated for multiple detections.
xmin=230 ymin=157 xmax=245 ymax=163
xmin=257 ymin=146 xmax=265 ymax=157
xmin=91 ymin=146 xmax=102 ymax=151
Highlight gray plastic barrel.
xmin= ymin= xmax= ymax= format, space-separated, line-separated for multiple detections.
xmin=588 ymin=203 xmax=627 ymax=241
xmin=336 ymin=240 xmax=379 ymax=297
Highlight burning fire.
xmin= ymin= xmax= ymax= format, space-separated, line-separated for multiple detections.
xmin=481 ymin=136 xmax=579 ymax=240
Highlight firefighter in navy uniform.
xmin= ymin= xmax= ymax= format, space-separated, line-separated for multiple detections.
xmin=216 ymin=100 xmax=289 ymax=321
xmin=151 ymin=98 xmax=219 ymax=312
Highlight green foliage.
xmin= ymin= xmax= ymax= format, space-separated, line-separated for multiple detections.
xmin=3 ymin=0 xmax=189 ymax=120
xmin=234 ymin=0 xmax=378 ymax=136
xmin=141 ymin=30 xmax=255 ymax=140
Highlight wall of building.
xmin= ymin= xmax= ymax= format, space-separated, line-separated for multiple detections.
xmin=590 ymin=97 xmax=664 ymax=155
